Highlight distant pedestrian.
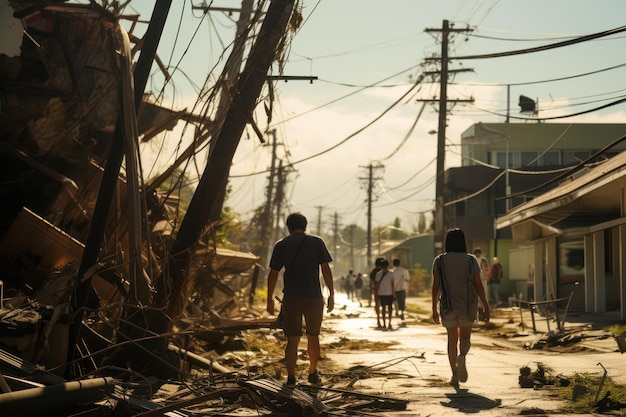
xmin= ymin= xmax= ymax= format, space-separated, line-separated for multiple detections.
xmin=375 ymin=259 xmax=395 ymax=330
xmin=369 ymin=257 xmax=384 ymax=326
xmin=354 ymin=273 xmax=364 ymax=305
xmin=473 ymin=248 xmax=489 ymax=319
xmin=432 ymin=228 xmax=490 ymax=388
xmin=344 ymin=270 xmax=355 ymax=300
xmin=266 ymin=212 xmax=335 ymax=386
xmin=488 ymin=257 xmax=503 ymax=305
xmin=392 ymin=258 xmax=408 ymax=321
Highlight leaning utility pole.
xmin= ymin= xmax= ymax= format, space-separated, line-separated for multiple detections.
xmin=423 ymin=20 xmax=473 ymax=254
xmin=165 ymin=0 xmax=295 ymax=323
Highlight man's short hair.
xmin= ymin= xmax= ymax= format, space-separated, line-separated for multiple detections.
xmin=380 ymin=259 xmax=389 ymax=268
xmin=393 ymin=258 xmax=400 ymax=266
xmin=286 ymin=212 xmax=307 ymax=231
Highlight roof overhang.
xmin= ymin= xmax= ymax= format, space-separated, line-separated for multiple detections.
xmin=497 ymin=151 xmax=626 ymax=239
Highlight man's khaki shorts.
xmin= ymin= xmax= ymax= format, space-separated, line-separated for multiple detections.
xmin=282 ymin=295 xmax=324 ymax=337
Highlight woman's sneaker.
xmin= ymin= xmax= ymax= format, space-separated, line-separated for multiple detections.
xmin=449 ymin=374 xmax=459 ymax=387
xmin=308 ymin=371 xmax=323 ymax=386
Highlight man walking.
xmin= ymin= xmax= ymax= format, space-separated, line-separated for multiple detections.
xmin=392 ymin=258 xmax=408 ymax=322
xmin=488 ymin=257 xmax=503 ymax=306
xmin=345 ymin=270 xmax=356 ymax=301
xmin=266 ymin=213 xmax=335 ymax=386
xmin=375 ymin=259 xmax=395 ymax=330
xmin=369 ymin=257 xmax=384 ymax=325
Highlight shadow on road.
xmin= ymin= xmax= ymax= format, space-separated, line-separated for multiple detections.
xmin=440 ymin=390 xmax=502 ymax=413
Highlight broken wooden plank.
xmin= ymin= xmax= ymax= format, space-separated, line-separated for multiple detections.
xmin=132 ymin=387 xmax=241 ymax=417
xmin=299 ymin=384 xmax=409 ymax=411
xmin=239 ymin=376 xmax=329 ymax=415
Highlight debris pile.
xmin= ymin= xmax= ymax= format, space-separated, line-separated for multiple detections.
xmin=0 ymin=341 xmax=410 ymax=416
xmin=518 ymin=362 xmax=568 ymax=389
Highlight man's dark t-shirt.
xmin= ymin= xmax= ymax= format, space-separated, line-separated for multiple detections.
xmin=369 ymin=267 xmax=381 ymax=289
xmin=269 ymin=232 xmax=332 ymax=298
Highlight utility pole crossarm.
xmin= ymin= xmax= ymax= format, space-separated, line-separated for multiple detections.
xmin=415 ymin=98 xmax=474 ymax=103
xmin=423 ymin=69 xmax=474 ymax=76
xmin=266 ymin=75 xmax=318 ymax=83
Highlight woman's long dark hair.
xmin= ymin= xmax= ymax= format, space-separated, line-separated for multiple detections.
xmin=445 ymin=228 xmax=467 ymax=253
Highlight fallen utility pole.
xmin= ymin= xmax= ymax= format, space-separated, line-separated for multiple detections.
xmin=163 ymin=0 xmax=296 ymax=323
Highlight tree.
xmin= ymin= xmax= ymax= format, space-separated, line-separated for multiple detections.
xmin=418 ymin=213 xmax=427 ymax=234
xmin=390 ymin=217 xmax=407 ymax=240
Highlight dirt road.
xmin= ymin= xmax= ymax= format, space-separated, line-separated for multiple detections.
xmin=316 ymin=293 xmax=625 ymax=416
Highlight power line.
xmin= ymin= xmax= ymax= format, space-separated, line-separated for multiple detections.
xmin=231 ymin=75 xmax=424 ymax=178
xmin=445 ymin=133 xmax=626 ymax=207
xmin=268 ymin=64 xmax=421 ymax=126
xmin=448 ymin=25 xmax=626 ymax=60
xmin=471 ymin=95 xmax=626 ymax=122
xmin=381 ymin=102 xmax=427 ymax=161
xmin=451 ymin=62 xmax=626 ymax=87
xmin=497 ymin=133 xmax=626 ymax=201
xmin=386 ymin=157 xmax=436 ymax=190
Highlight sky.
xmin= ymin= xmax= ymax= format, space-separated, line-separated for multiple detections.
xmin=123 ymin=0 xmax=626 ymax=236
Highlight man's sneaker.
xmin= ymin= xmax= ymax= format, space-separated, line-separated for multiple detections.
xmin=285 ymin=375 xmax=296 ymax=387
xmin=308 ymin=371 xmax=323 ymax=386
xmin=449 ymin=374 xmax=459 ymax=387
xmin=457 ymin=355 xmax=468 ymax=382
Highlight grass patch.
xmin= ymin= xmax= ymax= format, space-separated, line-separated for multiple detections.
xmin=405 ymin=302 xmax=430 ymax=315
xmin=605 ymin=324 xmax=626 ymax=336
xmin=327 ymin=336 xmax=397 ymax=351
xmin=563 ymin=372 xmax=626 ymax=412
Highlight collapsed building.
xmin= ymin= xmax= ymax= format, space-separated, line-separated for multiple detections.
xmin=0 ymin=0 xmax=288 ymax=396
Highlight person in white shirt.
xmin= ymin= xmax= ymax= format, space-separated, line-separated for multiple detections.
xmin=392 ymin=258 xmax=409 ymax=321
xmin=375 ymin=259 xmax=396 ymax=330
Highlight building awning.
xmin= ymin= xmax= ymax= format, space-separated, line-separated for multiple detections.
xmin=496 ymin=151 xmax=626 ymax=239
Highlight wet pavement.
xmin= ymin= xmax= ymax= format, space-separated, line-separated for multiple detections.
xmin=317 ymin=293 xmax=626 ymax=416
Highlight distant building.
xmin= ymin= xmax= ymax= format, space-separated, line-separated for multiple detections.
xmin=378 ymin=234 xmax=434 ymax=294
xmin=497 ymin=149 xmax=626 ymax=318
xmin=444 ymin=122 xmax=626 ymax=307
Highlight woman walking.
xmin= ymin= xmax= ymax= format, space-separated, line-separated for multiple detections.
xmin=431 ymin=228 xmax=490 ymax=387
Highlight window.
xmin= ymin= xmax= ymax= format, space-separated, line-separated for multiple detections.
xmin=563 ymin=151 xmax=590 ymax=165
xmin=558 ymin=239 xmax=584 ymax=283
xmin=521 ymin=151 xmax=538 ymax=167
xmin=495 ymin=152 xmax=507 ymax=169
xmin=491 ymin=150 xmax=575 ymax=168
xmin=541 ymin=151 xmax=560 ymax=166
